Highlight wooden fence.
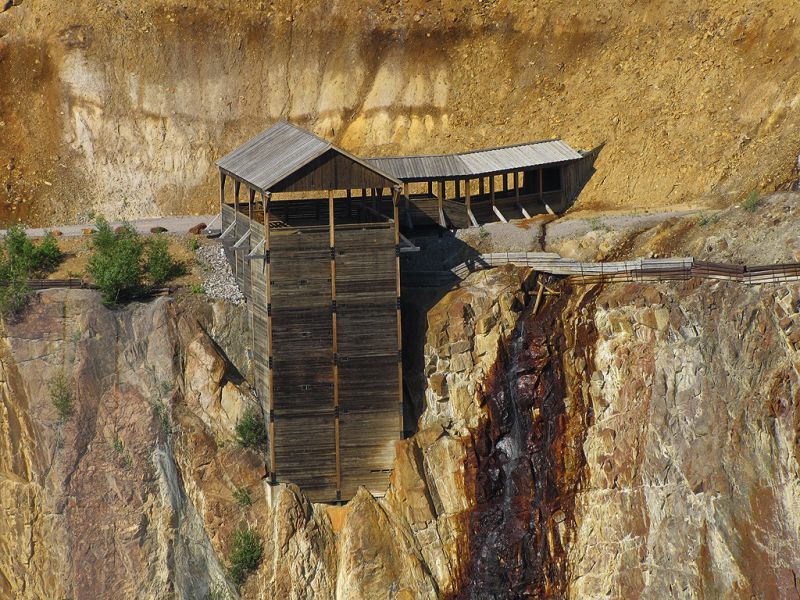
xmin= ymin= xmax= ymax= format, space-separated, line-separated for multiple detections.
xmin=450 ymin=253 xmax=800 ymax=285
xmin=15 ymin=279 xmax=173 ymax=296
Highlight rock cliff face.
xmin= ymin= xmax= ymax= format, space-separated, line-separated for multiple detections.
xmin=1 ymin=260 xmax=799 ymax=598
xmin=2 ymin=0 xmax=800 ymax=225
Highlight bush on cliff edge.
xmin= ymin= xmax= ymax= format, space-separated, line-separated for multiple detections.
xmin=88 ymin=217 xmax=184 ymax=303
xmin=0 ymin=225 xmax=64 ymax=318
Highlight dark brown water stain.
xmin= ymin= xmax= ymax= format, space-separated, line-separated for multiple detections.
xmin=449 ymin=278 xmax=597 ymax=599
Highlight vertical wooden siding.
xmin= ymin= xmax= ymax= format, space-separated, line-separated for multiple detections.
xmin=269 ymin=228 xmax=338 ymax=499
xmin=334 ymin=225 xmax=400 ymax=498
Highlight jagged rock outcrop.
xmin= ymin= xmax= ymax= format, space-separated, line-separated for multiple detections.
xmin=1 ymin=247 xmax=799 ymax=598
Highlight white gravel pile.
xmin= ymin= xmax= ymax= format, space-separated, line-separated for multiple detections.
xmin=196 ymin=243 xmax=245 ymax=304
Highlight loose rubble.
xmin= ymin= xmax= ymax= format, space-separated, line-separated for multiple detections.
xmin=195 ymin=243 xmax=244 ymax=304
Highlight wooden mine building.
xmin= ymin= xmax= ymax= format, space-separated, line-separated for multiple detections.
xmin=367 ymin=139 xmax=600 ymax=229
xmin=216 ymin=121 xmax=596 ymax=503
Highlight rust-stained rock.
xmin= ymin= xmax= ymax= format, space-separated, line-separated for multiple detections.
xmin=2 ymin=259 xmax=800 ymax=598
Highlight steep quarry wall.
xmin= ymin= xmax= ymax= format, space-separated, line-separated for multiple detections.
xmin=2 ymin=0 xmax=800 ymax=226
xmin=2 ymin=261 xmax=799 ymax=597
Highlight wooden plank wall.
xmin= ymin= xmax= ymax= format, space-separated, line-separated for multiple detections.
xmin=270 ymin=150 xmax=397 ymax=193
xmin=222 ymin=204 xmax=401 ymax=502
xmin=269 ymin=228 xmax=338 ymax=499
xmin=563 ymin=144 xmax=603 ymax=205
xmin=248 ymin=221 xmax=270 ymax=457
xmin=334 ymin=225 xmax=400 ymax=498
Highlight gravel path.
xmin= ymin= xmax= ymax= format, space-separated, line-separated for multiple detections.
xmin=195 ymin=243 xmax=244 ymax=304
xmin=1 ymin=215 xmax=217 ymax=238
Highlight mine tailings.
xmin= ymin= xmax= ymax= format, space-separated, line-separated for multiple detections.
xmin=452 ymin=277 xmax=598 ymax=599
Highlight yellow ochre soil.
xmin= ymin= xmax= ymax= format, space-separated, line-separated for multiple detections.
xmin=1 ymin=0 xmax=799 ymax=227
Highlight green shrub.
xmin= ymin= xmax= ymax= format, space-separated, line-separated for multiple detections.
xmin=696 ymin=213 xmax=720 ymax=227
xmin=235 ymin=408 xmax=268 ymax=449
xmin=49 ymin=370 xmax=73 ymax=421
xmin=0 ymin=226 xmax=63 ymax=318
xmin=87 ymin=219 xmax=185 ymax=302
xmin=233 ymin=487 xmax=252 ymax=506
xmin=34 ymin=233 xmax=63 ymax=272
xmin=743 ymin=190 xmax=761 ymax=212
xmin=227 ymin=526 xmax=262 ymax=586
xmin=0 ymin=275 xmax=31 ymax=319
xmin=191 ymin=283 xmax=205 ymax=295
xmin=188 ymin=237 xmax=201 ymax=251
xmin=145 ymin=235 xmax=185 ymax=286
xmin=88 ymin=218 xmax=145 ymax=303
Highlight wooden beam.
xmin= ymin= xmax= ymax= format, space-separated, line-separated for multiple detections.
xmin=438 ymin=180 xmax=446 ymax=228
xmin=466 ymin=178 xmax=478 ymax=227
xmin=493 ymin=204 xmax=508 ymax=223
xmin=261 ymin=191 xmax=276 ymax=483
xmin=515 ymin=171 xmax=530 ymax=218
xmin=392 ymin=186 xmax=404 ymax=439
xmin=219 ymin=172 xmax=226 ymax=223
xmin=233 ymin=180 xmax=241 ymax=277
xmin=540 ymin=168 xmax=555 ymax=215
xmin=403 ymin=182 xmax=413 ymax=229
xmin=329 ymin=189 xmax=341 ymax=498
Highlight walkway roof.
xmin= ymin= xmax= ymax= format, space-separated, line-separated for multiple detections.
xmin=366 ymin=139 xmax=583 ymax=181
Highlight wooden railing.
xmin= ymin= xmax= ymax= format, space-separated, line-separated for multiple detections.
xmin=450 ymin=253 xmax=800 ymax=285
xmin=9 ymin=279 xmax=173 ymax=296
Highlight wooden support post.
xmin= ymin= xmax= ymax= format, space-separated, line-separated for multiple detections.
xmin=538 ymin=168 xmax=544 ymax=201
xmin=428 ymin=181 xmax=433 ymax=196
xmin=329 ymin=189 xmax=341 ymax=498
xmin=392 ymin=186 xmax=404 ymax=439
xmin=515 ymin=171 xmax=530 ymax=218
xmin=489 ymin=176 xmax=506 ymax=222
xmin=438 ymin=180 xmax=446 ymax=228
xmin=466 ymin=178 xmax=478 ymax=227
xmin=479 ymin=177 xmax=485 ymax=197
xmin=540 ymin=168 xmax=555 ymax=215
xmin=503 ymin=172 xmax=509 ymax=193
xmin=261 ymin=190 xmax=276 ymax=483
xmin=219 ymin=172 xmax=226 ymax=219
xmin=455 ymin=179 xmax=461 ymax=201
xmin=346 ymin=189 xmax=352 ymax=218
xmin=403 ymin=182 xmax=413 ymax=229
xmin=248 ymin=188 xmax=255 ymax=221
xmin=233 ymin=180 xmax=241 ymax=276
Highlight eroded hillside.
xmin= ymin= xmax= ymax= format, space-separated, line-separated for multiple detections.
xmin=1 ymin=0 xmax=800 ymax=226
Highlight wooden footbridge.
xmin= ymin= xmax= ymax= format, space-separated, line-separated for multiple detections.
xmin=450 ymin=252 xmax=800 ymax=285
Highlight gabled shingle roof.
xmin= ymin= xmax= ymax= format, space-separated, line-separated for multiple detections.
xmin=217 ymin=121 xmax=400 ymax=191
xmin=366 ymin=139 xmax=583 ymax=181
